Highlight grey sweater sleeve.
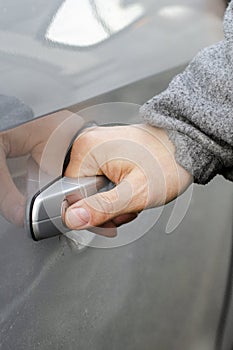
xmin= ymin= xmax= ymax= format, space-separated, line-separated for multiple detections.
xmin=140 ymin=2 xmax=233 ymax=184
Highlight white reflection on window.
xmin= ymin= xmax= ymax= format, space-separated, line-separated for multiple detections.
xmin=46 ymin=0 xmax=144 ymax=47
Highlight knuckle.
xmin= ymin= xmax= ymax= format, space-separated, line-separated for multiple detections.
xmin=72 ymin=129 xmax=99 ymax=157
xmin=98 ymin=192 xmax=116 ymax=214
xmin=87 ymin=192 xmax=118 ymax=225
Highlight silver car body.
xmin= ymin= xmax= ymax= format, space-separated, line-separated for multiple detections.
xmin=0 ymin=1 xmax=232 ymax=349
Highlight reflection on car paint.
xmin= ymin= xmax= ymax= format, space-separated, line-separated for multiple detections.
xmin=158 ymin=5 xmax=198 ymax=19
xmin=46 ymin=0 xmax=145 ymax=47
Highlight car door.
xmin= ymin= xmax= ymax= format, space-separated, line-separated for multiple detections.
xmin=0 ymin=1 xmax=232 ymax=350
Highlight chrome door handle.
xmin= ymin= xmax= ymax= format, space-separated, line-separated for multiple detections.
xmin=26 ymin=176 xmax=111 ymax=241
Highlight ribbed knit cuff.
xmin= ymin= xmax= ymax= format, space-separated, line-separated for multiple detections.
xmin=140 ymin=106 xmax=222 ymax=184
xmin=166 ymin=130 xmax=222 ymax=184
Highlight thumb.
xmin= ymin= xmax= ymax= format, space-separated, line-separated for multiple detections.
xmin=64 ymin=177 xmax=141 ymax=232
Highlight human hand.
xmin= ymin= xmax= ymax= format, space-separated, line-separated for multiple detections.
xmin=0 ymin=110 xmax=80 ymax=226
xmin=64 ymin=124 xmax=193 ymax=237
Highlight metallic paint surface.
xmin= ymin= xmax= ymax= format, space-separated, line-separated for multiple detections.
xmin=0 ymin=1 xmax=232 ymax=349
xmin=0 ymin=0 xmax=224 ymax=126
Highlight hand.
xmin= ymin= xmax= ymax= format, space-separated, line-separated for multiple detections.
xmin=0 ymin=110 xmax=79 ymax=226
xmin=64 ymin=124 xmax=193 ymax=237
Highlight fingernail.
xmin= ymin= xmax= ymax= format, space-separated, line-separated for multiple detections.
xmin=66 ymin=208 xmax=90 ymax=228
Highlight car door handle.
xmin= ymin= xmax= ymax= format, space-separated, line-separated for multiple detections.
xmin=26 ymin=175 xmax=112 ymax=241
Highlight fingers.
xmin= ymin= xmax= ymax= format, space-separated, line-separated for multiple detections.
xmin=78 ymin=213 xmax=138 ymax=238
xmin=64 ymin=174 xmax=146 ymax=234
xmin=0 ymin=149 xmax=25 ymax=226
xmin=63 ymin=124 xmax=193 ymax=238
xmin=112 ymin=213 xmax=138 ymax=227
xmin=0 ymin=110 xmax=85 ymax=227
xmin=4 ymin=189 xmax=25 ymax=227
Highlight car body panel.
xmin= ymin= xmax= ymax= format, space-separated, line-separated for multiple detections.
xmin=0 ymin=1 xmax=232 ymax=350
xmin=0 ymin=0 xmax=224 ymax=123
xmin=1 ymin=71 xmax=233 ymax=350
xmin=0 ymin=163 xmax=232 ymax=350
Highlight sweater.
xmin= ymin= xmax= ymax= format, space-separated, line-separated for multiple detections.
xmin=140 ymin=1 xmax=233 ymax=184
